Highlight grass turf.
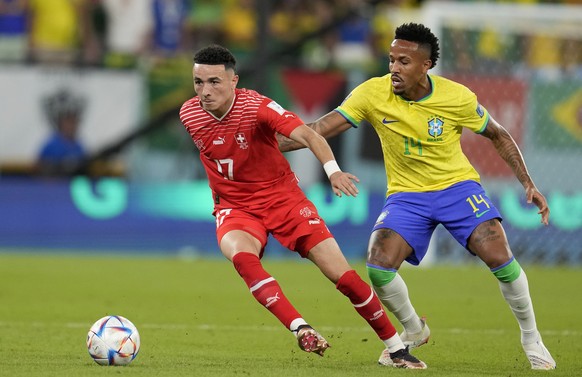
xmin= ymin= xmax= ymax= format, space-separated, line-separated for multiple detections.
xmin=0 ymin=252 xmax=579 ymax=376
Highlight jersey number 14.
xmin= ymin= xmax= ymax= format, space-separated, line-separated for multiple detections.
xmin=403 ymin=137 xmax=423 ymax=156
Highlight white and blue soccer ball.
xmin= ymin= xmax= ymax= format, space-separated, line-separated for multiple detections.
xmin=86 ymin=315 xmax=140 ymax=366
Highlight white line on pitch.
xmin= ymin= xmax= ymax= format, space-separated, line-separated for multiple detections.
xmin=0 ymin=321 xmax=578 ymax=337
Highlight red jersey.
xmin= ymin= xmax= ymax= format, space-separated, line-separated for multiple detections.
xmin=179 ymin=88 xmax=304 ymax=209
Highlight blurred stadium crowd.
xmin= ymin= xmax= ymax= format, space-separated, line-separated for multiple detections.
xmin=1 ymin=0 xmax=404 ymax=72
xmin=1 ymin=0 xmax=580 ymax=78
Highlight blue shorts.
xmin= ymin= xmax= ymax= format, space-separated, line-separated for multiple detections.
xmin=372 ymin=180 xmax=502 ymax=265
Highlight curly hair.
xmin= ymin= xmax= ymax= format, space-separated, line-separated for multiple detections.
xmin=193 ymin=44 xmax=237 ymax=72
xmin=394 ymin=23 xmax=440 ymax=69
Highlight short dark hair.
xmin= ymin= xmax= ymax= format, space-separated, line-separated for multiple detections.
xmin=394 ymin=23 xmax=440 ymax=69
xmin=193 ymin=44 xmax=237 ymax=72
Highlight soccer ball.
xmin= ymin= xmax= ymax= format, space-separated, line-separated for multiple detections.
xmin=86 ymin=315 xmax=140 ymax=366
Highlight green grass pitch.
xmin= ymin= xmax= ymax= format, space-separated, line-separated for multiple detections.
xmin=0 ymin=252 xmax=579 ymax=376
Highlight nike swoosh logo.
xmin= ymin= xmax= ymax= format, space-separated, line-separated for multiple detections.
xmin=475 ymin=209 xmax=491 ymax=218
xmin=382 ymin=118 xmax=398 ymax=124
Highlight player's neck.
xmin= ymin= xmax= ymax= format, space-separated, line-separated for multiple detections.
xmin=209 ymin=94 xmax=236 ymax=119
xmin=404 ymin=75 xmax=432 ymax=102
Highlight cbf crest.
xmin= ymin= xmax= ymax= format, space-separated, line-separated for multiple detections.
xmin=427 ymin=116 xmax=444 ymax=141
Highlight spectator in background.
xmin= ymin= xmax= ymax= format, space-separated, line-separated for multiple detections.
xmin=101 ymin=0 xmax=153 ymax=69
xmin=81 ymin=0 xmax=106 ymax=65
xmin=269 ymin=0 xmax=329 ymax=45
xmin=516 ymin=32 xmax=563 ymax=81
xmin=444 ymin=26 xmax=474 ymax=74
xmin=0 ymin=0 xmax=27 ymax=63
xmin=150 ymin=0 xmax=191 ymax=60
xmin=28 ymin=0 xmax=86 ymax=65
xmin=446 ymin=25 xmax=516 ymax=77
xmin=331 ymin=6 xmax=374 ymax=84
xmin=332 ymin=5 xmax=373 ymax=68
xmin=448 ymin=0 xmax=563 ymax=81
xmin=37 ymin=88 xmax=87 ymax=176
xmin=187 ymin=0 xmax=224 ymax=51
xmin=271 ymin=0 xmax=335 ymax=70
xmin=473 ymin=26 xmax=514 ymax=75
xmin=369 ymin=1 xmax=395 ymax=73
xmin=303 ymin=0 xmax=337 ymax=68
xmin=560 ymin=37 xmax=582 ymax=79
xmin=221 ymin=0 xmax=256 ymax=63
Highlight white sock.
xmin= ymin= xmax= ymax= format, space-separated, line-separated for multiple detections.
xmin=289 ymin=318 xmax=308 ymax=334
xmin=383 ymin=333 xmax=405 ymax=354
xmin=373 ymin=273 xmax=423 ymax=334
xmin=498 ymin=269 xmax=538 ymax=344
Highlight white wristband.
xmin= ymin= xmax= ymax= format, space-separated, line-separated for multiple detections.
xmin=323 ymin=160 xmax=341 ymax=178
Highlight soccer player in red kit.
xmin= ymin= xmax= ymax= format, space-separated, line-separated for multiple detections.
xmin=179 ymin=44 xmax=426 ymax=368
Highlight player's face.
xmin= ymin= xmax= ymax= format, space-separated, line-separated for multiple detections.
xmin=388 ymin=39 xmax=432 ymax=101
xmin=193 ymin=64 xmax=238 ymax=117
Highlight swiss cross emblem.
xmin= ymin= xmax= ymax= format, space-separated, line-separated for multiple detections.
xmin=235 ymin=132 xmax=248 ymax=149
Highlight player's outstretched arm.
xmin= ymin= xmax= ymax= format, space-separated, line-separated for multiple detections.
xmin=480 ymin=117 xmax=550 ymax=225
xmin=288 ymin=124 xmax=359 ymax=197
xmin=277 ymin=111 xmax=352 ymax=152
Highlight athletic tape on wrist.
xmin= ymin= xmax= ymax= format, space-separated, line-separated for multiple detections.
xmin=323 ymin=160 xmax=341 ymax=178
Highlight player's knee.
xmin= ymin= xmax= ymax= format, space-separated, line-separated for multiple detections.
xmin=491 ymin=257 xmax=522 ymax=283
xmin=367 ymin=229 xmax=410 ymax=268
xmin=366 ymin=264 xmax=397 ymax=287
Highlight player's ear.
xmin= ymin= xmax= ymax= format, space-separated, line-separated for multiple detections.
xmin=232 ymin=74 xmax=239 ymax=89
xmin=423 ymin=59 xmax=432 ymax=71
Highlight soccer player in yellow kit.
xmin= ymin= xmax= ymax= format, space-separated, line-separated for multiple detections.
xmin=278 ymin=23 xmax=556 ymax=370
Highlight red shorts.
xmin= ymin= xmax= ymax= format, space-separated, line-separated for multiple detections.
xmin=215 ymin=190 xmax=333 ymax=258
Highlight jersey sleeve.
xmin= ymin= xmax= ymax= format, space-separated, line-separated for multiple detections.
xmin=459 ymin=88 xmax=490 ymax=134
xmin=259 ymin=98 xmax=305 ymax=137
xmin=178 ymin=100 xmax=191 ymax=125
xmin=335 ymin=81 xmax=371 ymax=127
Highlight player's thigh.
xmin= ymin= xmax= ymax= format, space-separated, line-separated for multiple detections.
xmin=216 ymin=209 xmax=267 ymax=261
xmin=435 ymin=181 xmax=511 ymax=268
xmin=307 ymin=237 xmax=352 ymax=284
xmin=219 ymin=230 xmax=263 ymax=261
xmin=367 ymin=228 xmax=413 ymax=269
xmin=467 ymin=219 xmax=513 ymax=269
xmin=369 ymin=194 xmax=435 ymax=268
xmin=269 ymin=195 xmax=333 ymax=258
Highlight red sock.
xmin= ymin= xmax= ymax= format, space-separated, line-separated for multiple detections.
xmin=232 ymin=252 xmax=302 ymax=330
xmin=336 ymin=270 xmax=397 ymax=340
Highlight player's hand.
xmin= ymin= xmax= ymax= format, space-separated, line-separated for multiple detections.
xmin=525 ymin=185 xmax=550 ymax=225
xmin=329 ymin=171 xmax=359 ymax=197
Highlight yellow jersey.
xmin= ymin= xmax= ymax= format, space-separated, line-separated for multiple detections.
xmin=29 ymin=0 xmax=82 ymax=49
xmin=336 ymin=74 xmax=490 ymax=196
